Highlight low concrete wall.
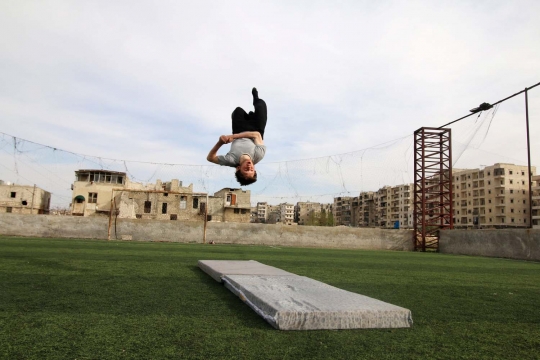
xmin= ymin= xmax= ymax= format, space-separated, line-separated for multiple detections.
xmin=440 ymin=229 xmax=540 ymax=261
xmin=0 ymin=213 xmax=414 ymax=251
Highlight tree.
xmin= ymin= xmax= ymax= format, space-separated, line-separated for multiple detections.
xmin=326 ymin=211 xmax=335 ymax=226
xmin=318 ymin=209 xmax=327 ymax=226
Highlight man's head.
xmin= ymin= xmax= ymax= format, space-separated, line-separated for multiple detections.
xmin=235 ymin=157 xmax=257 ymax=186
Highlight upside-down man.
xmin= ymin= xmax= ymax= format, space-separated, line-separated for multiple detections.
xmin=206 ymin=88 xmax=267 ymax=186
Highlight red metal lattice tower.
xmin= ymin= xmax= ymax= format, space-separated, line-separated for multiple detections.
xmin=414 ymin=127 xmax=453 ymax=251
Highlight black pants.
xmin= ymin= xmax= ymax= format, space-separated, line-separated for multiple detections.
xmin=231 ymin=98 xmax=267 ymax=139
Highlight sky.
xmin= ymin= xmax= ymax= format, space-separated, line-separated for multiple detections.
xmin=1 ymin=0 xmax=540 ymax=206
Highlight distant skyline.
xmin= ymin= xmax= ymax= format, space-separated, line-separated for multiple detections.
xmin=1 ymin=1 xmax=540 ymax=206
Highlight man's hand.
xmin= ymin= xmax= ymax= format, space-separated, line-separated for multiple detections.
xmin=219 ymin=135 xmax=230 ymax=144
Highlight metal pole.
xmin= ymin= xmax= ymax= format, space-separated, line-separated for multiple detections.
xmin=525 ymin=88 xmax=533 ymax=228
xmin=107 ymin=190 xmax=114 ymax=240
xmin=203 ymin=193 xmax=209 ymax=244
xmin=30 ymin=184 xmax=36 ymax=214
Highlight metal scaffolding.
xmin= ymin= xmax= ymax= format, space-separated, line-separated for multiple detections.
xmin=413 ymin=127 xmax=453 ymax=251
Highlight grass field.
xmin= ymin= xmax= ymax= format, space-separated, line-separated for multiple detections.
xmin=1 ymin=236 xmax=539 ymax=359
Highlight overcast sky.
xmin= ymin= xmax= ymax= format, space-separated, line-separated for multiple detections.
xmin=1 ymin=1 xmax=540 ymax=205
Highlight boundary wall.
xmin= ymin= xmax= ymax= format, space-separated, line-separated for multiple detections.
xmin=440 ymin=229 xmax=540 ymax=261
xmin=0 ymin=213 xmax=413 ymax=251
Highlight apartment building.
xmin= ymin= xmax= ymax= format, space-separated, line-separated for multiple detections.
xmin=334 ymin=196 xmax=357 ymax=226
xmin=295 ymin=201 xmax=321 ymax=225
xmin=452 ymin=163 xmax=535 ymax=228
xmin=388 ymin=184 xmax=413 ymax=229
xmin=351 ymin=185 xmax=413 ymax=229
xmin=0 ymin=180 xmax=51 ymax=214
xmin=279 ymin=203 xmax=295 ymax=225
xmin=374 ymin=187 xmax=391 ymax=228
xmin=532 ymin=174 xmax=540 ymax=229
xmin=256 ymin=202 xmax=268 ymax=223
xmin=355 ymin=192 xmax=376 ymax=227
xmin=266 ymin=205 xmax=281 ymax=224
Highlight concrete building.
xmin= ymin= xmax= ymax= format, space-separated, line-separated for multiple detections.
xmin=212 ymin=188 xmax=251 ymax=223
xmin=71 ymin=170 xmax=128 ymax=216
xmin=71 ymin=169 xmax=251 ymax=223
xmin=295 ymin=201 xmax=322 ymax=225
xmin=452 ymin=163 xmax=535 ymax=228
xmin=256 ymin=202 xmax=268 ymax=223
xmin=355 ymin=192 xmax=376 ymax=227
xmin=266 ymin=205 xmax=281 ymax=224
xmin=350 ymin=185 xmax=412 ymax=229
xmin=374 ymin=187 xmax=391 ymax=228
xmin=387 ymin=184 xmax=413 ymax=229
xmin=334 ymin=196 xmax=358 ymax=226
xmin=115 ymin=179 xmax=205 ymax=221
xmin=0 ymin=180 xmax=51 ymax=214
xmin=279 ymin=203 xmax=295 ymax=225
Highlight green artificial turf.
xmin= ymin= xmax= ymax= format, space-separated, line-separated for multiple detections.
xmin=0 ymin=236 xmax=539 ymax=359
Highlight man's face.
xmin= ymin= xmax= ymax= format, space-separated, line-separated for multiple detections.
xmin=237 ymin=158 xmax=255 ymax=179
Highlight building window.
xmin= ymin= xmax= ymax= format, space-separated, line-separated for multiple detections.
xmin=234 ymin=208 xmax=240 ymax=214
xmin=488 ymin=199 xmax=491 ymax=203
xmin=509 ymin=170 xmax=513 ymax=175
xmin=511 ymin=218 xmax=515 ymax=223
xmin=489 ymin=209 xmax=492 ymax=213
xmin=6 ymin=207 xmax=12 ymax=213
xmin=180 ymin=196 xmax=187 ymax=209
xmin=510 ymin=180 xmax=513 ymax=184
xmin=241 ymin=209 xmax=248 ymax=214
xmin=193 ymin=198 xmax=199 ymax=209
xmin=511 ymin=209 xmax=514 ymax=213
xmin=170 ymin=214 xmax=177 ymax=220
xmin=88 ymin=193 xmax=97 ymax=204
xmin=22 ymin=200 xmax=28 ymax=206
xmin=144 ymin=201 xmax=151 ymax=213
xmin=162 ymin=203 xmax=168 ymax=214
xmin=10 ymin=192 xmax=16 ymax=198
xmin=136 ymin=214 xmax=142 ymax=219
xmin=511 ymin=199 xmax=514 ymax=203
xmin=510 ymin=190 xmax=514 ymax=194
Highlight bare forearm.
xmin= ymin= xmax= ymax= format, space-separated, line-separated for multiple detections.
xmin=231 ymin=131 xmax=263 ymax=144
xmin=207 ymin=140 xmax=224 ymax=163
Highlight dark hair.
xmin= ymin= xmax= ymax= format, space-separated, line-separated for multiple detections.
xmin=235 ymin=170 xmax=257 ymax=186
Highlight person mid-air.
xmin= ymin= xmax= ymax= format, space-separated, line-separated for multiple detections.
xmin=206 ymin=88 xmax=267 ymax=186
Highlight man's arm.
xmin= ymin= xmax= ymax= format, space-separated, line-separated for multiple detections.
xmin=206 ymin=136 xmax=230 ymax=164
xmin=228 ymin=131 xmax=264 ymax=145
